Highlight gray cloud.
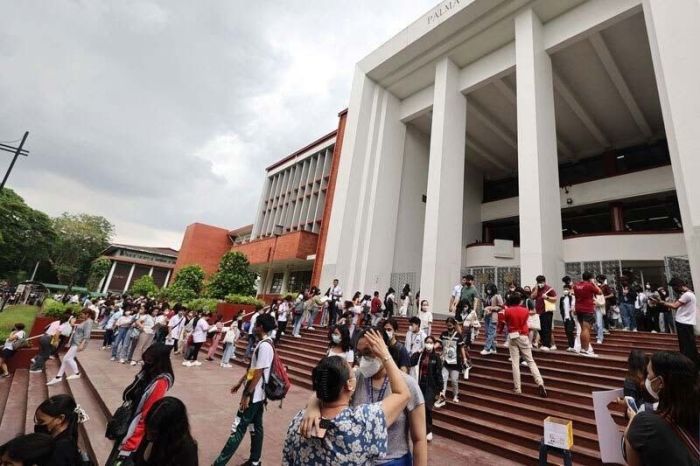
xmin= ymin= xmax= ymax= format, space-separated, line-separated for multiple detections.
xmin=0 ymin=0 xmax=435 ymax=248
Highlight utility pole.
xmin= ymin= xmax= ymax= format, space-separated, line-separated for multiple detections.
xmin=0 ymin=131 xmax=30 ymax=191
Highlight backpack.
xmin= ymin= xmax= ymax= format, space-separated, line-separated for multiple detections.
xmin=255 ymin=340 xmax=291 ymax=402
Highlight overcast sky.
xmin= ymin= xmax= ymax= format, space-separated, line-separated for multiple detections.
xmin=1 ymin=0 xmax=434 ymax=249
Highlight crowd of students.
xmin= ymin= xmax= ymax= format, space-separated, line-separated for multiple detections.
xmin=1 ymin=269 xmax=697 ymax=466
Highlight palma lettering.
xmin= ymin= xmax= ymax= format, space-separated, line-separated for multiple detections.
xmin=427 ymin=0 xmax=461 ymax=25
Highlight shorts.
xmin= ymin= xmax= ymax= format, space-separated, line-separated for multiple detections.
xmin=1 ymin=348 xmax=16 ymax=360
xmin=576 ymin=312 xmax=596 ymax=326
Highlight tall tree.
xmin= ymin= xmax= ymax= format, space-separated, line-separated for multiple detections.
xmin=0 ymin=188 xmax=56 ymax=282
xmin=207 ymin=251 xmax=257 ymax=299
xmin=86 ymin=257 xmax=112 ymax=292
xmin=50 ymin=213 xmax=114 ymax=291
xmin=163 ymin=264 xmax=205 ymax=303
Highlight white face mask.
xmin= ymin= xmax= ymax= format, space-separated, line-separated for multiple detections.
xmin=358 ymin=356 xmax=382 ymax=378
xmin=424 ymin=343 xmax=434 ymax=352
xmin=421 ymin=306 xmax=428 ymax=312
xmin=537 ymin=283 xmax=545 ymax=289
xmin=331 ymin=334 xmax=341 ymax=344
xmin=385 ymin=330 xmax=394 ymax=340
xmin=645 ymin=376 xmax=661 ymax=400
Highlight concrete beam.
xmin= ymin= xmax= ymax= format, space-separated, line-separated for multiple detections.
xmin=553 ymin=72 xmax=611 ymax=148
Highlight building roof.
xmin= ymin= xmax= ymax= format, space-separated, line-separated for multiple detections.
xmin=103 ymin=243 xmax=179 ymax=258
xmin=229 ymin=224 xmax=253 ymax=237
xmin=265 ymin=129 xmax=337 ymax=172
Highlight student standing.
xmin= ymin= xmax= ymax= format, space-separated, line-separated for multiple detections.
xmin=47 ymin=309 xmax=93 ymax=385
xmin=530 ymin=275 xmax=557 ymax=351
xmin=653 ymin=278 xmax=698 ymax=367
xmin=573 ymin=272 xmax=603 ymax=357
xmin=410 ymin=336 xmax=443 ymax=442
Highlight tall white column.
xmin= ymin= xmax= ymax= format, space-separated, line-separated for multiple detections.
xmin=515 ymin=9 xmax=564 ymax=286
xmin=420 ymin=57 xmax=467 ymax=313
xmin=123 ymin=263 xmax=136 ymax=293
xmin=163 ymin=269 xmax=171 ymax=288
xmin=102 ymin=261 xmax=117 ymax=293
xmin=281 ymin=269 xmax=291 ymax=293
xmin=643 ymin=0 xmax=700 ymax=288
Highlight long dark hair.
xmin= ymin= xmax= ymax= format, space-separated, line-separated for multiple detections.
xmin=144 ymin=397 xmax=197 ymax=464
xmin=312 ymin=356 xmax=351 ymax=403
xmin=35 ymin=394 xmax=80 ymax=442
xmin=124 ymin=344 xmax=174 ymax=402
xmin=328 ymin=325 xmax=351 ymax=352
xmin=650 ymin=351 xmax=699 ymax=431
xmin=0 ymin=433 xmax=54 ymax=465
xmin=626 ymin=349 xmax=647 ymax=384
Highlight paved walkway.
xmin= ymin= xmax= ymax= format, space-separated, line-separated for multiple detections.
xmin=77 ymin=346 xmax=517 ymax=465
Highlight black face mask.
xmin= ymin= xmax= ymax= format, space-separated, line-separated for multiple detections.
xmin=34 ymin=423 xmax=51 ymax=435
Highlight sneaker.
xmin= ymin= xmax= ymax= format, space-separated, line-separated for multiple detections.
xmin=426 ymin=432 xmax=433 ymax=442
xmin=66 ymin=374 xmax=81 ymax=380
xmin=632 ymin=329 xmax=638 ymax=332
xmin=537 ymin=385 xmax=548 ymax=398
xmin=541 ymin=346 xmax=550 ymax=352
xmin=512 ymin=388 xmax=522 ymax=394
xmin=46 ymin=377 xmax=62 ymax=386
xmin=30 ymin=357 xmax=36 ymax=363
xmin=520 ymin=361 xmax=528 ymax=367
xmin=293 ymin=334 xmax=302 ymax=339
xmin=130 ymin=361 xmax=137 ymax=366
xmin=479 ymin=349 xmax=490 ymax=356
xmin=192 ymin=361 xmax=202 ymax=366
xmin=549 ymin=345 xmax=557 ymax=351
xmin=452 ymin=395 xmax=460 ymax=403
xmin=651 ymin=330 xmax=657 ymax=333
xmin=182 ymin=361 xmax=192 ymax=366
xmin=566 ymin=347 xmax=576 ymax=353
xmin=223 ymin=364 xmax=233 ymax=368
xmin=581 ymin=349 xmax=599 ymax=358
xmin=0 ymin=372 xmax=9 ymax=378
xmin=100 ymin=346 xmax=106 ymax=350
xmin=434 ymin=395 xmax=446 ymax=408
xmin=603 ymin=329 xmax=610 ymax=335
xmin=110 ymin=357 xmax=116 ymax=361
xmin=596 ymin=340 xmax=603 ymax=345
xmin=623 ymin=327 xmax=629 ymax=331
xmin=29 ymin=369 xmax=43 ymax=373
xmin=307 ymin=327 xmax=315 ymax=331
xmin=119 ymin=359 xmax=126 ymax=364
xmin=489 ymin=348 xmax=497 ymax=355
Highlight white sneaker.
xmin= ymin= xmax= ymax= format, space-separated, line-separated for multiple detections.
xmin=521 ymin=361 xmax=528 ymax=367
xmin=651 ymin=330 xmax=657 ymax=333
xmin=110 ymin=357 xmax=116 ymax=361
xmin=596 ymin=340 xmax=603 ymax=345
xmin=549 ymin=345 xmax=557 ymax=351
xmin=224 ymin=364 xmax=233 ymax=368
xmin=566 ymin=347 xmax=576 ymax=353
xmin=307 ymin=327 xmax=315 ymax=331
xmin=480 ymin=349 xmax=490 ymax=356
xmin=192 ymin=361 xmax=202 ymax=366
xmin=452 ymin=395 xmax=460 ymax=403
xmin=66 ymin=374 xmax=81 ymax=380
xmin=632 ymin=329 xmax=638 ymax=332
xmin=182 ymin=361 xmax=192 ymax=366
xmin=489 ymin=349 xmax=497 ymax=355
xmin=434 ymin=396 xmax=446 ymax=408
xmin=541 ymin=346 xmax=550 ymax=352
xmin=426 ymin=432 xmax=433 ymax=442
xmin=130 ymin=361 xmax=137 ymax=366
xmin=46 ymin=377 xmax=62 ymax=386
xmin=623 ymin=327 xmax=630 ymax=331
xmin=581 ymin=349 xmax=599 ymax=358
xmin=293 ymin=334 xmax=302 ymax=339
xmin=119 ymin=359 xmax=126 ymax=364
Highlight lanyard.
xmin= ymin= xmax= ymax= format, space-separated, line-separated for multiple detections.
xmin=366 ymin=376 xmax=389 ymax=402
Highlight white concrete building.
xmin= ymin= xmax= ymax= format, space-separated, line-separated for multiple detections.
xmin=321 ymin=0 xmax=700 ymax=312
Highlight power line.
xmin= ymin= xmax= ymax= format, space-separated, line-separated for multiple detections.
xmin=0 ymin=131 xmax=30 ymax=191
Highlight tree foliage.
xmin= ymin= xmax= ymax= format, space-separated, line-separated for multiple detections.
xmin=206 ymin=252 xmax=257 ymax=299
xmin=130 ymin=274 xmax=159 ymax=297
xmin=86 ymin=257 xmax=111 ymax=291
xmin=0 ymin=189 xmax=56 ymax=282
xmin=49 ymin=213 xmax=114 ymax=287
xmin=161 ymin=265 xmax=205 ymax=304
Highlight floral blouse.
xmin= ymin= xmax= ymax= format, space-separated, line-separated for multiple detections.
xmin=282 ymin=402 xmax=388 ymax=465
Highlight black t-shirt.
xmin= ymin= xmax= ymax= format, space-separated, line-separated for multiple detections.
xmin=627 ymin=411 xmax=697 ymax=466
xmin=392 ymin=341 xmax=411 ymax=369
xmin=439 ymin=330 xmax=464 ymax=368
xmin=49 ymin=430 xmax=81 ymax=466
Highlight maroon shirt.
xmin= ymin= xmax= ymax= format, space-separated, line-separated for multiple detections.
xmin=574 ymin=281 xmax=600 ymax=313
xmin=533 ymin=285 xmax=557 ymax=315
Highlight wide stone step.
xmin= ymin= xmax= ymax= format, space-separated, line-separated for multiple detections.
xmin=0 ymin=369 xmax=29 ymax=444
xmin=24 ymin=370 xmax=48 ymax=434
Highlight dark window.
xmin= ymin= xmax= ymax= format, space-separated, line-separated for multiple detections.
xmin=615 ymin=141 xmax=670 ymax=173
xmin=483 ymin=177 xmax=518 ymax=203
xmin=559 ymin=154 xmax=607 ymax=186
xmin=623 ymin=194 xmax=681 ymax=232
xmin=561 ymin=204 xmax=612 ymax=237
xmin=287 ymin=270 xmax=312 ymax=293
xmin=270 ymin=273 xmax=284 ymax=294
xmin=483 ymin=217 xmax=520 ymax=244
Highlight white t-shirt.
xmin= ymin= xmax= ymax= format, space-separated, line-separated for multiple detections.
xmin=277 ymin=302 xmax=289 ymax=322
xmin=251 ymin=338 xmax=274 ymax=403
xmin=675 ymin=291 xmax=697 ymax=325
xmin=418 ymin=310 xmax=433 ymax=333
xmin=168 ymin=314 xmax=185 ymax=339
xmin=140 ymin=315 xmax=155 ymax=334
xmin=192 ymin=318 xmax=210 ymax=343
xmin=327 ymin=347 xmax=355 ymax=364
xmin=451 ymin=284 xmax=462 ymax=299
xmin=249 ymin=312 xmax=259 ymax=334
xmin=4 ymin=330 xmax=26 ymax=350
xmin=405 ymin=329 xmax=427 ymax=354
xmin=45 ymin=320 xmax=61 ymax=336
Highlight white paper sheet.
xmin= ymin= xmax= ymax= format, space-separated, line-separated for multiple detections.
xmin=592 ymin=388 xmax=625 ymax=465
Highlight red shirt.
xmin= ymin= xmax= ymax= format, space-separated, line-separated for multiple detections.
xmin=497 ymin=305 xmax=530 ymax=335
xmin=370 ymin=297 xmax=382 ymax=314
xmin=533 ymin=285 xmax=557 ymax=315
xmin=573 ymin=281 xmax=599 ymax=313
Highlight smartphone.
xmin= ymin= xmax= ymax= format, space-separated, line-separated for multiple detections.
xmin=624 ymin=396 xmax=638 ymax=413
xmin=311 ymin=418 xmax=332 ymax=439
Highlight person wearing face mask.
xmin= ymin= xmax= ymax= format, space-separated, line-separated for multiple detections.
xmin=572 ymin=272 xmax=603 ymax=358
xmin=480 ymin=283 xmax=503 ymax=355
xmin=112 ymin=306 xmax=137 ymax=363
xmin=409 ymin=336 xmax=443 ymax=442
xmin=107 ymin=344 xmax=174 ymax=465
xmin=33 ymin=394 xmax=87 ymax=465
xmin=383 ymin=319 xmax=411 ymax=373
xmin=131 ymin=306 xmax=157 ymax=366
xmin=652 ymin=278 xmax=698 ymax=366
xmin=655 ymin=287 xmax=675 ymax=334
xmin=530 ymin=275 xmax=557 ymax=351
xmin=417 ymin=300 xmax=432 ymax=336
xmin=132 ymin=397 xmax=198 ymax=466
xmin=623 ymin=351 xmax=699 ymax=466
xmin=559 ymin=285 xmax=579 ymax=352
xmin=327 ymin=325 xmax=354 ymax=365
xmin=47 ymin=309 xmax=93 ymax=385
xmin=405 ymin=317 xmax=426 ymax=380
xmin=437 ymin=317 xmax=466 ymax=404
xmin=299 ymin=329 xmax=425 ymax=466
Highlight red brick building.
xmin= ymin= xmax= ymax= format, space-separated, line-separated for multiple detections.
xmin=173 ymin=110 xmax=347 ymax=300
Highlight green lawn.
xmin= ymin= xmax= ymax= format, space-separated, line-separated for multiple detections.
xmin=0 ymin=304 xmax=39 ymax=341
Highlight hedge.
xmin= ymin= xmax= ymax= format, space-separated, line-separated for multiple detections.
xmin=42 ymin=298 xmax=82 ymax=318
xmin=184 ymin=298 xmax=221 ymax=314
xmin=224 ymin=294 xmax=265 ymax=309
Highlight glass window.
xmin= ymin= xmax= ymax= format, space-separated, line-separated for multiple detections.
xmin=615 ymin=141 xmax=670 ymax=173
xmin=623 ymin=194 xmax=681 ymax=232
xmin=270 ymin=273 xmax=284 ymax=294
xmin=483 ymin=177 xmax=518 ymax=203
xmin=561 ymin=204 xmax=611 ymax=237
xmin=287 ymin=271 xmax=312 ymax=293
xmin=484 ymin=217 xmax=520 ymax=244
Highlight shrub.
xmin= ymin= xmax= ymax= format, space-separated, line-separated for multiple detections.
xmin=184 ymin=298 xmax=221 ymax=314
xmin=225 ymin=294 xmax=265 ymax=309
xmin=41 ymin=299 xmax=82 ymax=318
xmin=130 ymin=275 xmax=159 ymax=297
xmin=160 ymin=284 xmax=197 ymax=304
xmin=206 ymin=252 xmax=257 ymax=299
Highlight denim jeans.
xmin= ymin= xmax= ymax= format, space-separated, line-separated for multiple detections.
xmin=292 ymin=313 xmax=303 ymax=336
xmin=620 ymin=303 xmax=636 ymax=330
xmin=484 ymin=314 xmax=497 ymax=351
xmin=222 ymin=342 xmax=235 ymax=364
xmin=245 ymin=334 xmax=256 ymax=358
xmin=111 ymin=327 xmax=129 ymax=358
xmin=595 ymin=306 xmax=605 ymax=342
xmin=118 ymin=332 xmax=135 ymax=360
xmin=306 ymin=309 xmax=319 ymax=328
